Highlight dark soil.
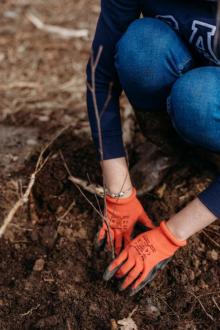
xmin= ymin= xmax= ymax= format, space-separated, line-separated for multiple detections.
xmin=0 ymin=1 xmax=220 ymax=330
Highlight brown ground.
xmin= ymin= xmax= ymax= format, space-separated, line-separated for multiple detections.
xmin=0 ymin=1 xmax=220 ymax=329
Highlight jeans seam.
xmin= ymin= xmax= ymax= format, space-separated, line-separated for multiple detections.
xmin=177 ymin=58 xmax=194 ymax=76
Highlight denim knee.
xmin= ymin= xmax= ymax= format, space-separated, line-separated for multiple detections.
xmin=115 ymin=18 xmax=194 ymax=110
xmin=168 ymin=67 xmax=220 ymax=152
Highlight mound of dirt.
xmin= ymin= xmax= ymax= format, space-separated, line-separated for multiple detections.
xmin=1 ymin=127 xmax=220 ymax=330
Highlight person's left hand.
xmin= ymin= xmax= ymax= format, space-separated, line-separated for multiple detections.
xmin=96 ymin=187 xmax=154 ymax=255
xmin=103 ymin=221 xmax=186 ymax=295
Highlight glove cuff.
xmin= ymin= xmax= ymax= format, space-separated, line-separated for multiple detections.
xmin=160 ymin=221 xmax=187 ymax=247
xmin=106 ymin=187 xmax=136 ymax=205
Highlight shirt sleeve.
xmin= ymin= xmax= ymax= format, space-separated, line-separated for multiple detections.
xmin=198 ymin=176 xmax=220 ymax=219
xmin=86 ymin=0 xmax=141 ymax=160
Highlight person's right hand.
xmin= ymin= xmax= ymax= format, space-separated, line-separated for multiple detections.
xmin=96 ymin=187 xmax=155 ymax=255
xmin=103 ymin=221 xmax=186 ymax=295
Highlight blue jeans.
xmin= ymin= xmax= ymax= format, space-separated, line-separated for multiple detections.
xmin=115 ymin=18 xmax=220 ymax=153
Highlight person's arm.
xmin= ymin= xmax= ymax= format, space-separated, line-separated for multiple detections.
xmin=87 ymin=2 xmax=155 ymax=254
xmin=167 ymin=197 xmax=217 ymax=240
xmin=197 ymin=176 xmax=220 ymax=221
xmin=86 ymin=0 xmax=141 ymax=161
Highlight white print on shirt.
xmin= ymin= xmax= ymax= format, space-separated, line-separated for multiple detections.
xmin=155 ymin=15 xmax=179 ymax=31
xmin=190 ymin=20 xmax=220 ymax=65
xmin=156 ymin=16 xmax=220 ymax=65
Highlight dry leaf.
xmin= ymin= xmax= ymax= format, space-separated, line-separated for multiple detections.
xmin=117 ymin=316 xmax=138 ymax=330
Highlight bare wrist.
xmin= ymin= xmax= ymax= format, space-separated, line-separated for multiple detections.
xmin=166 ymin=198 xmax=217 ymax=241
xmin=102 ymin=157 xmax=133 ymax=199
xmin=166 ymin=220 xmax=189 ymax=241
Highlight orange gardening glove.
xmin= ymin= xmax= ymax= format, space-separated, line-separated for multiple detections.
xmin=103 ymin=221 xmax=186 ymax=295
xmin=96 ymin=187 xmax=154 ymax=255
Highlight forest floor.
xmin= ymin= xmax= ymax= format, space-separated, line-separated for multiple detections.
xmin=0 ymin=1 xmax=220 ymax=329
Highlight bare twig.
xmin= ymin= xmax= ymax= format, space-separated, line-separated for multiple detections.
xmin=129 ymin=306 xmax=138 ymax=318
xmin=189 ymin=292 xmax=215 ymax=322
xmin=20 ymin=304 xmax=40 ymax=317
xmin=57 ymin=200 xmax=76 ymax=221
xmin=89 ymin=47 xmax=104 ymax=160
xmin=100 ymin=82 xmax=113 ymax=119
xmin=86 ymin=172 xmax=103 ymax=217
xmin=88 ymin=48 xmax=134 ymax=259
xmin=59 ymin=151 xmax=102 ymax=217
xmin=59 ymin=151 xmax=110 ymax=226
xmin=197 ymin=291 xmax=220 ymax=298
xmin=0 ymin=126 xmax=69 ymax=238
xmin=160 ymin=297 xmax=180 ymax=320
xmin=0 ymin=172 xmax=36 ymax=238
xmin=205 ymin=228 xmax=220 ymax=237
xmin=27 ymin=13 xmax=89 ymax=39
xmin=66 ymin=319 xmax=74 ymax=330
xmin=8 ymin=224 xmax=32 ymax=232
xmin=212 ymin=297 xmax=220 ymax=312
xmin=202 ymin=230 xmax=220 ymax=249
xmin=89 ymin=47 xmax=115 ymax=257
xmin=0 ymin=81 xmax=40 ymax=90
xmin=60 ymin=151 xmax=131 ymax=262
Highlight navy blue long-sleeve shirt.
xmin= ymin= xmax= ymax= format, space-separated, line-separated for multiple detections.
xmin=86 ymin=0 xmax=220 ymax=218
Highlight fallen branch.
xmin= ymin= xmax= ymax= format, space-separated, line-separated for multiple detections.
xmin=0 ymin=154 xmax=47 ymax=238
xmin=68 ymin=175 xmax=104 ymax=197
xmin=27 ymin=13 xmax=89 ymax=39
xmin=0 ymin=81 xmax=40 ymax=90
xmin=0 ymin=126 xmax=69 ymax=239
xmin=0 ymin=176 xmax=35 ymax=238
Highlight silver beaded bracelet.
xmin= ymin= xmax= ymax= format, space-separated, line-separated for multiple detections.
xmin=105 ymin=186 xmax=133 ymax=198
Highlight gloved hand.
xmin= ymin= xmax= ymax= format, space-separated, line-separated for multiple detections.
xmin=103 ymin=221 xmax=186 ymax=295
xmin=96 ymin=187 xmax=154 ymax=255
